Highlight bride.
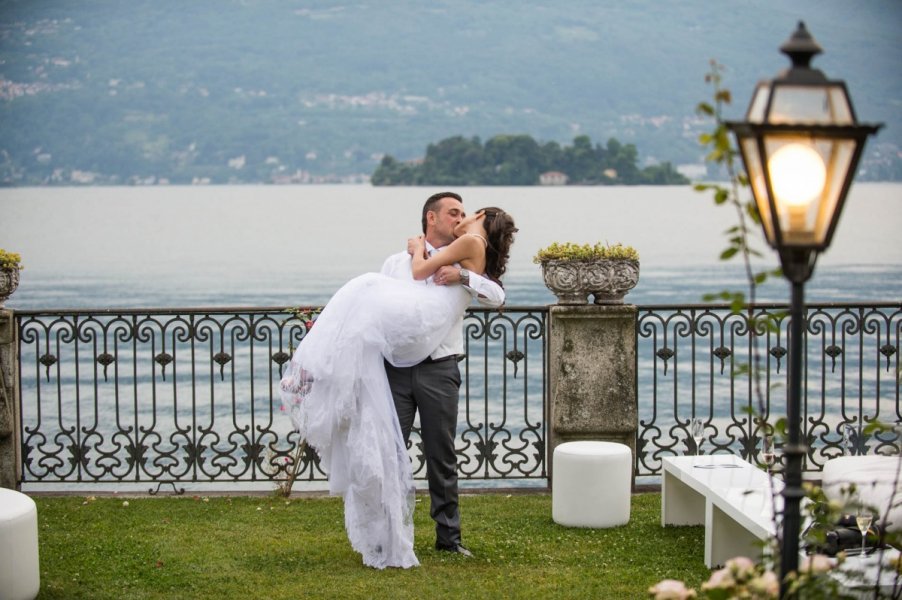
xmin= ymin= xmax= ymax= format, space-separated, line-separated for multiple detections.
xmin=280 ymin=206 xmax=517 ymax=569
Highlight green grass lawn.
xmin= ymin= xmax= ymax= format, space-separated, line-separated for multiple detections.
xmin=33 ymin=491 xmax=711 ymax=599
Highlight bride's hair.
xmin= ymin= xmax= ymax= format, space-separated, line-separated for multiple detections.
xmin=480 ymin=207 xmax=517 ymax=284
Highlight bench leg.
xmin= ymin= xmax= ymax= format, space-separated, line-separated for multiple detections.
xmin=662 ymin=471 xmax=705 ymax=526
xmin=706 ymin=501 xmax=764 ymax=568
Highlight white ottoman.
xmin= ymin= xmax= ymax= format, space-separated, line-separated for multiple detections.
xmin=822 ymin=455 xmax=902 ymax=533
xmin=552 ymin=440 xmax=632 ymax=528
xmin=0 ymin=488 xmax=40 ymax=600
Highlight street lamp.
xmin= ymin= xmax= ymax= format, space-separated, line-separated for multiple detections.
xmin=726 ymin=21 xmax=882 ymax=594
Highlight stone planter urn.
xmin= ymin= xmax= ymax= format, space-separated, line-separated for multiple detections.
xmin=535 ymin=242 xmax=641 ymax=306
xmin=540 ymin=259 xmax=640 ymax=305
xmin=540 ymin=260 xmax=592 ymax=305
xmin=586 ymin=258 xmax=640 ymax=305
xmin=0 ymin=268 xmax=19 ymax=308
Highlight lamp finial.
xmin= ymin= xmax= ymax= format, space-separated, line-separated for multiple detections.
xmin=779 ymin=21 xmax=823 ymax=70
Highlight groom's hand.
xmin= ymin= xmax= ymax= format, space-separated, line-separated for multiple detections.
xmin=434 ymin=266 xmax=460 ymax=286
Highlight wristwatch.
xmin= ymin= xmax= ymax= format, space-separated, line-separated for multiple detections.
xmin=459 ymin=268 xmax=470 ymax=287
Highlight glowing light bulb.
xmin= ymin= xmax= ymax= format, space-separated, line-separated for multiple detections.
xmin=768 ymin=143 xmax=826 ymax=208
xmin=767 ymin=143 xmax=826 ymax=244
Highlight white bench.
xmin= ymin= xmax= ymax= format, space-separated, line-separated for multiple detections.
xmin=662 ymin=454 xmax=783 ymax=568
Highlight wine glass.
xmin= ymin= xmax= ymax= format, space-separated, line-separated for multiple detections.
xmin=690 ymin=418 xmax=704 ymax=457
xmin=856 ymin=510 xmax=873 ymax=556
xmin=761 ymin=434 xmax=775 ymax=474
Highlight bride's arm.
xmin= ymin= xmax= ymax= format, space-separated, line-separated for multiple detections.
xmin=410 ymin=234 xmax=482 ymax=280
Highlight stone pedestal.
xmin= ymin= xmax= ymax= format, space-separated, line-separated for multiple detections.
xmin=0 ymin=309 xmax=19 ymax=489
xmin=547 ymin=304 xmax=637 ymax=482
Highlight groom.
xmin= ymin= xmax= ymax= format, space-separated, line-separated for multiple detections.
xmin=381 ymin=191 xmax=505 ymax=557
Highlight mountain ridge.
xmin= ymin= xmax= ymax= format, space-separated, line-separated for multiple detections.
xmin=0 ymin=0 xmax=899 ymax=185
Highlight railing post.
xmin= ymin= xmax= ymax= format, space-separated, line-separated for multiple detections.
xmin=0 ymin=309 xmax=20 ymax=489
xmin=548 ymin=304 xmax=638 ymax=482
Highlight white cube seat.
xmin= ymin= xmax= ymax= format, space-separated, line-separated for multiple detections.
xmin=0 ymin=488 xmax=40 ymax=600
xmin=552 ymin=440 xmax=632 ymax=528
xmin=822 ymin=455 xmax=902 ymax=533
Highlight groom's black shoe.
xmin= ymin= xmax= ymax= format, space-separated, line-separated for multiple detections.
xmin=435 ymin=543 xmax=474 ymax=558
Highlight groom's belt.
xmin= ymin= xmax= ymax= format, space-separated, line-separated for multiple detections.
xmin=420 ymin=354 xmax=462 ymax=365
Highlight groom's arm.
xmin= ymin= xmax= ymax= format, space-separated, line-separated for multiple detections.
xmin=435 ymin=266 xmax=505 ymax=308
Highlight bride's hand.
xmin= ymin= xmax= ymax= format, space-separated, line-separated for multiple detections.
xmin=407 ymin=235 xmax=426 ymax=257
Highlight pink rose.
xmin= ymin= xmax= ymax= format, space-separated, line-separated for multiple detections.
xmin=800 ymin=553 xmax=834 ymax=574
xmin=747 ymin=570 xmax=779 ymax=597
xmin=647 ymin=579 xmax=696 ymax=600
xmin=726 ymin=555 xmax=756 ymax=579
xmin=702 ymin=567 xmax=735 ymax=591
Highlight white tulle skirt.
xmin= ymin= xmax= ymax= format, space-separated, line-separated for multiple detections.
xmin=279 ymin=273 xmax=469 ymax=569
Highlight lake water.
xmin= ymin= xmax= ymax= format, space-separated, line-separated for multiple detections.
xmin=3 ymin=184 xmax=899 ymax=492
xmin=2 ymin=183 xmax=901 ymax=308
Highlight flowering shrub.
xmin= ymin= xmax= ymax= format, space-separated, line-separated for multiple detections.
xmin=286 ymin=306 xmax=321 ymax=331
xmin=271 ymin=440 xmax=308 ymax=498
xmin=700 ymin=556 xmax=778 ymax=599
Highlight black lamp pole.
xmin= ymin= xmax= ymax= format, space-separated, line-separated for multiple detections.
xmin=780 ymin=250 xmax=812 ymax=589
xmin=725 ymin=22 xmax=882 ymax=597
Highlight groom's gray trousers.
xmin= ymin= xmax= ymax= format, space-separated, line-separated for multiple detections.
xmin=385 ymin=356 xmax=462 ymax=548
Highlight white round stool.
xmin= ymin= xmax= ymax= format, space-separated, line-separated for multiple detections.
xmin=552 ymin=440 xmax=632 ymax=528
xmin=0 ymin=488 xmax=40 ymax=600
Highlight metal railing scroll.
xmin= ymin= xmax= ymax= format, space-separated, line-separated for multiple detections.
xmin=636 ymin=302 xmax=901 ymax=478
xmin=16 ymin=306 xmax=547 ymax=492
xmin=15 ymin=301 xmax=899 ymax=490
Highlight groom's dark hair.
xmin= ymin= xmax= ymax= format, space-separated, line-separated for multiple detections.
xmin=422 ymin=191 xmax=463 ymax=233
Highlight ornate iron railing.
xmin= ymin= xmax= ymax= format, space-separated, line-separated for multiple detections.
xmin=15 ymin=306 xmax=547 ymax=492
xmin=636 ymin=302 xmax=901 ymax=478
xmin=15 ymin=301 xmax=900 ymax=491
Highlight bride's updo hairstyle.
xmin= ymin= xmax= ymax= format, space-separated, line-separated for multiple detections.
xmin=480 ymin=207 xmax=517 ymax=284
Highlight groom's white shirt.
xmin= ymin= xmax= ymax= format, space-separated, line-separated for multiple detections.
xmin=380 ymin=242 xmax=505 ymax=359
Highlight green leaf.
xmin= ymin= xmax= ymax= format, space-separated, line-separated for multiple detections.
xmin=714 ymin=189 xmax=729 ymax=204
xmin=720 ymin=247 xmax=738 ymax=260
xmin=734 ymin=364 xmax=752 ymax=378
xmin=696 ymin=102 xmax=715 ymax=116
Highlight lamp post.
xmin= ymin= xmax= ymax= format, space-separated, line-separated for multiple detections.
xmin=726 ymin=21 xmax=882 ymax=595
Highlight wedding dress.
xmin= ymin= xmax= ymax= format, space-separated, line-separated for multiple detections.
xmin=280 ymin=272 xmax=470 ymax=569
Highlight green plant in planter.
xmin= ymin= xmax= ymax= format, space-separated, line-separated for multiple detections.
xmin=0 ymin=248 xmax=23 ymax=307
xmin=534 ymin=242 xmax=641 ymax=305
xmin=533 ymin=242 xmax=639 ymax=263
xmin=0 ymin=249 xmax=24 ymax=271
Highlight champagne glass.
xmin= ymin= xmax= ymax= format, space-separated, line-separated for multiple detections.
xmin=856 ymin=510 xmax=873 ymax=556
xmin=690 ymin=418 xmax=704 ymax=457
xmin=761 ymin=434 xmax=775 ymax=474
